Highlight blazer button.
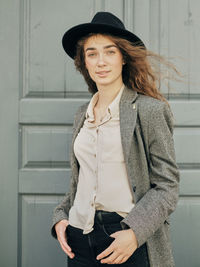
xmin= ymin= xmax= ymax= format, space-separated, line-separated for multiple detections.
xmin=132 ymin=186 xmax=136 ymax=192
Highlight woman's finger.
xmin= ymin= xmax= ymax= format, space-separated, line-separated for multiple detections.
xmin=59 ymin=239 xmax=74 ymax=258
xmin=100 ymin=251 xmax=119 ymax=264
xmin=96 ymin=243 xmax=114 ymax=260
xmin=112 ymin=255 xmax=128 ymax=265
xmin=56 ymin=223 xmax=75 ymax=257
xmin=59 ymin=231 xmax=72 ymax=252
xmin=57 ymin=234 xmax=74 ymax=258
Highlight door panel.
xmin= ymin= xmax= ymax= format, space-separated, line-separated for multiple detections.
xmin=20 ymin=195 xmax=67 ymax=267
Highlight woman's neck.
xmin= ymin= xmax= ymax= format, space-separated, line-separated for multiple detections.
xmin=95 ymin=81 xmax=124 ymax=108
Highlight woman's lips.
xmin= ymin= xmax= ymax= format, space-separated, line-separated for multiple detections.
xmin=96 ymin=71 xmax=110 ymax=77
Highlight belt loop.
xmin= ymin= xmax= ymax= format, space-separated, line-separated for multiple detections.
xmin=98 ymin=210 xmax=103 ymax=223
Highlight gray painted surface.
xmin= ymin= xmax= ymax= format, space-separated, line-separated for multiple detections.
xmin=0 ymin=0 xmax=19 ymax=266
xmin=0 ymin=0 xmax=200 ymax=266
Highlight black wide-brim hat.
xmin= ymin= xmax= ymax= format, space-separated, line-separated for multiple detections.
xmin=62 ymin=11 xmax=145 ymax=59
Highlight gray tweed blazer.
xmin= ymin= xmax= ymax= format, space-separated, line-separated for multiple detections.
xmin=51 ymin=86 xmax=180 ymax=267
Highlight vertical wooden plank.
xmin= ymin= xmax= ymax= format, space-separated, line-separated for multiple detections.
xmin=163 ymin=0 xmax=189 ymax=95
xmin=186 ymin=0 xmax=200 ymax=95
xmin=105 ymin=0 xmax=123 ymax=19
xmin=0 ymin=0 xmax=19 ymax=266
xmin=93 ymin=0 xmax=105 ymax=12
xmin=149 ymin=0 xmax=160 ymax=52
xmin=132 ymin=0 xmax=150 ymax=48
xmin=123 ymin=0 xmax=134 ymax=32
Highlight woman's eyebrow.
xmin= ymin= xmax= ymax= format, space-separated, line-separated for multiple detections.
xmin=85 ymin=44 xmax=117 ymax=52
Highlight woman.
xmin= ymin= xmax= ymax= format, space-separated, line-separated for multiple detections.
xmin=51 ymin=12 xmax=180 ymax=267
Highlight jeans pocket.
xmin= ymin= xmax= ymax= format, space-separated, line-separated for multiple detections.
xmin=65 ymin=225 xmax=73 ymax=243
xmin=125 ymin=243 xmax=150 ymax=266
xmin=102 ymin=222 xmax=122 ymax=239
xmin=66 ymin=224 xmax=84 ymax=244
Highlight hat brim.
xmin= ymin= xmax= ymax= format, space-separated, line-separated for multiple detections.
xmin=62 ymin=23 xmax=145 ymax=59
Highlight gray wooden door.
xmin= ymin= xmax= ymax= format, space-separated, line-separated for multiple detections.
xmin=0 ymin=1 xmax=200 ymax=267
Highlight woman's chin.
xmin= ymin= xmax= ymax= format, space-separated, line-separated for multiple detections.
xmin=95 ymin=79 xmax=115 ymax=87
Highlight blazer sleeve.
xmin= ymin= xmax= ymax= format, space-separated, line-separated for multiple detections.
xmin=120 ymin=101 xmax=180 ymax=247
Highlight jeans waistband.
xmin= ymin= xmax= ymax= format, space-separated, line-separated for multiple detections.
xmin=94 ymin=210 xmax=124 ymax=225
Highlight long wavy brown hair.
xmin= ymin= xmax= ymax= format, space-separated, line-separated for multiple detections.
xmin=74 ymin=33 xmax=181 ymax=104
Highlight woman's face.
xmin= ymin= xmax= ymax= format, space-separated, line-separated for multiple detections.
xmin=83 ymin=34 xmax=124 ymax=88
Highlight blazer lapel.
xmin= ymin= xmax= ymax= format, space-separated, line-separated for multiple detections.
xmin=119 ymin=87 xmax=138 ymax=163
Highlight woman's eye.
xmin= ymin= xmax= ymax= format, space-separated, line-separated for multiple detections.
xmin=107 ymin=50 xmax=115 ymax=54
xmin=87 ymin=51 xmax=115 ymax=57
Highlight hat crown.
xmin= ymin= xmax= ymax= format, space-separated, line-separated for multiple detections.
xmin=91 ymin=12 xmax=125 ymax=30
xmin=62 ymin=11 xmax=145 ymax=59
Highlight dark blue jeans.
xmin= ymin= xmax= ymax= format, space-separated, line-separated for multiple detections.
xmin=66 ymin=210 xmax=150 ymax=266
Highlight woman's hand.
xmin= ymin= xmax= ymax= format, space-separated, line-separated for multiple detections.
xmin=55 ymin=219 xmax=75 ymax=259
xmin=96 ymin=229 xmax=138 ymax=264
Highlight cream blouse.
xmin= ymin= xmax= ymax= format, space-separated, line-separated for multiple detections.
xmin=68 ymin=84 xmax=135 ymax=234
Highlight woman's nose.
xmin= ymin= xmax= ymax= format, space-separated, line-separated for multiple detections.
xmin=97 ymin=54 xmax=106 ymax=66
